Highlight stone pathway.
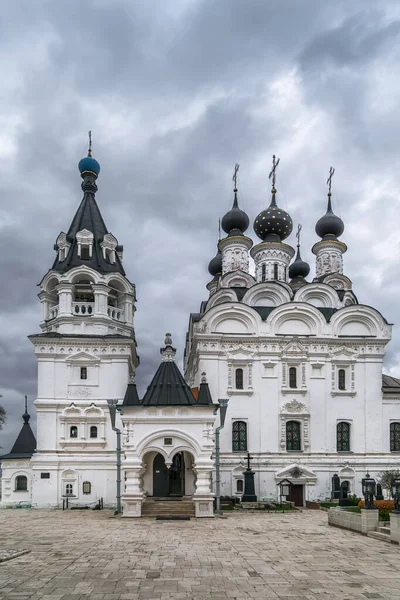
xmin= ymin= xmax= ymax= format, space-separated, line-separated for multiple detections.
xmin=0 ymin=509 xmax=399 ymax=599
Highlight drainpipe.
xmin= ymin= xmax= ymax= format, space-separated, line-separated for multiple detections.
xmin=107 ymin=399 xmax=122 ymax=514
xmin=214 ymin=398 xmax=229 ymax=515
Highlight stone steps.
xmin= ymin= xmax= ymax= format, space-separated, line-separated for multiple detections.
xmin=367 ymin=531 xmax=392 ymax=543
xmin=378 ymin=526 xmax=390 ymax=535
xmin=141 ymin=499 xmax=195 ymax=517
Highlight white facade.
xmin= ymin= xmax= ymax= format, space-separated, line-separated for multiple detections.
xmin=184 ymin=196 xmax=400 ymax=506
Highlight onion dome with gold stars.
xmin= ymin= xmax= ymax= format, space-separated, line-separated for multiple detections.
xmin=254 ymin=191 xmax=293 ymax=242
xmin=315 ymin=194 xmax=344 ymax=239
xmin=221 ymin=188 xmax=249 ymax=236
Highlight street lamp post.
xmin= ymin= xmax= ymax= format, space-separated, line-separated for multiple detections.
xmin=214 ymin=398 xmax=229 ymax=515
xmin=363 ymin=476 xmax=376 ymax=510
xmin=392 ymin=480 xmax=400 ymax=514
xmin=107 ymin=399 xmax=122 ymax=514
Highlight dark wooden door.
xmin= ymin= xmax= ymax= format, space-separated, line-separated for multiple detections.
xmin=169 ymin=452 xmax=185 ymax=496
xmin=289 ymin=484 xmax=304 ymax=507
xmin=153 ymin=453 xmax=169 ymax=497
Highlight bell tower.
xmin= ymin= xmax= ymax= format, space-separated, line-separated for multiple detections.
xmin=29 ymin=137 xmax=139 ymax=508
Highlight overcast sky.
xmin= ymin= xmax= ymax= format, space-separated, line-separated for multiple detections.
xmin=1 ymin=0 xmax=400 ymax=453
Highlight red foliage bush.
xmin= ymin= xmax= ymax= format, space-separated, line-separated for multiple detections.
xmin=358 ymin=499 xmax=394 ymax=510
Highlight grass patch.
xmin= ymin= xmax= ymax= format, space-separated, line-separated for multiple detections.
xmin=320 ymin=502 xmax=338 ymax=508
xmin=345 ymin=506 xmax=361 ymax=513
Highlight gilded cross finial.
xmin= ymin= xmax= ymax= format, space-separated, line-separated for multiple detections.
xmin=327 ymin=166 xmax=335 ymax=195
xmin=269 ymin=154 xmax=280 ymax=192
xmin=296 ymin=224 xmax=302 ymax=249
xmin=232 ymin=163 xmax=239 ymax=190
xmin=88 ymin=130 xmax=92 ymax=157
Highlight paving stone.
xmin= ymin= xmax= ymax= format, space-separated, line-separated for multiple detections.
xmin=1 ymin=510 xmax=400 ymax=600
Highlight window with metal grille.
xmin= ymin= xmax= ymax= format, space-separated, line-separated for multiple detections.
xmin=40 ymin=473 xmax=50 ymax=479
xmin=289 ymin=367 xmax=297 ymax=388
xmin=90 ymin=426 xmax=97 ymax=439
xmin=261 ymin=264 xmax=266 ymax=282
xmin=274 ymin=263 xmax=279 ymax=280
xmin=235 ymin=368 xmax=244 ymax=390
xmin=65 ymin=483 xmax=73 ymax=496
xmin=236 ymin=479 xmax=244 ymax=493
xmin=83 ymin=481 xmax=91 ymax=494
xmin=232 ymin=421 xmax=247 ymax=452
xmin=337 ymin=422 xmax=350 ymax=452
xmin=390 ymin=422 xmax=400 ymax=452
xmin=15 ymin=475 xmax=27 ymax=491
xmin=286 ymin=421 xmax=301 ymax=451
xmin=338 ymin=369 xmax=346 ymax=390
xmin=80 ymin=367 xmax=87 ymax=380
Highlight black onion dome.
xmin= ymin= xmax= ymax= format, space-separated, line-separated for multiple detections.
xmin=208 ymin=245 xmax=222 ymax=276
xmin=221 ymin=190 xmax=249 ymax=235
xmin=315 ymin=195 xmax=344 ymax=238
xmin=289 ymin=246 xmax=310 ymax=279
xmin=254 ymin=192 xmax=293 ymax=241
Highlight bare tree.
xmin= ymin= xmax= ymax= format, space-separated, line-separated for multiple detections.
xmin=0 ymin=404 xmax=6 ymax=431
xmin=380 ymin=470 xmax=400 ymax=492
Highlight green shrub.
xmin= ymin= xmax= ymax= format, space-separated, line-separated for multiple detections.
xmin=379 ymin=509 xmax=390 ymax=521
xmin=221 ymin=504 xmax=235 ymax=511
xmin=347 ymin=494 xmax=362 ymax=506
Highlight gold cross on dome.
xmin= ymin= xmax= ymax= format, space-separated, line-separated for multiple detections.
xmin=327 ymin=166 xmax=335 ymax=194
xmin=232 ymin=163 xmax=239 ymax=189
xmin=269 ymin=154 xmax=280 ymax=190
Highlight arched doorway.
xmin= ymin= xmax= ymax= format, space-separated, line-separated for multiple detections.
xmin=152 ymin=452 xmax=185 ymax=497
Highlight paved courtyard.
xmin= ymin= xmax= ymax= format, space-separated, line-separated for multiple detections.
xmin=0 ymin=509 xmax=399 ymax=600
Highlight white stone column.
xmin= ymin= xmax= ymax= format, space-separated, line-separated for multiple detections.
xmin=390 ymin=512 xmax=400 ymax=544
xmin=92 ymin=283 xmax=110 ymax=317
xmin=121 ymin=292 xmax=135 ymax=324
xmin=360 ymin=508 xmax=379 ymax=534
xmin=193 ymin=460 xmax=215 ymax=518
xmin=121 ymin=457 xmax=144 ymax=518
xmin=56 ymin=282 xmax=74 ymax=317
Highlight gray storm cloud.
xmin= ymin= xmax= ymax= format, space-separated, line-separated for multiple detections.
xmin=1 ymin=0 xmax=399 ymax=452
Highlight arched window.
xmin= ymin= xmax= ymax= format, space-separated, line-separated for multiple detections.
xmin=337 ymin=422 xmax=351 ymax=452
xmin=286 ymin=421 xmax=301 ymax=451
xmin=274 ymin=263 xmax=279 ymax=280
xmin=236 ymin=479 xmax=244 ymax=494
xmin=235 ymin=368 xmax=244 ymax=390
xmin=232 ymin=421 xmax=247 ymax=452
xmin=338 ymin=369 xmax=346 ymax=390
xmin=90 ymin=426 xmax=98 ymax=439
xmin=15 ymin=475 xmax=27 ymax=491
xmin=289 ymin=367 xmax=297 ymax=389
xmin=261 ymin=263 xmax=266 ymax=282
xmin=70 ymin=426 xmax=78 ymax=438
xmin=390 ymin=422 xmax=400 ymax=452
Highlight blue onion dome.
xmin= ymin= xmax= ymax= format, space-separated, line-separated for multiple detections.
xmin=208 ymin=245 xmax=222 ymax=277
xmin=78 ymin=154 xmax=101 ymax=178
xmin=289 ymin=246 xmax=310 ymax=280
xmin=221 ymin=189 xmax=249 ymax=235
xmin=315 ymin=194 xmax=344 ymax=238
xmin=254 ymin=191 xmax=293 ymax=241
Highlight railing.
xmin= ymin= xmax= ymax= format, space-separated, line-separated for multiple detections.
xmin=73 ymin=302 xmax=95 ymax=315
xmin=49 ymin=305 xmax=59 ymax=319
xmin=47 ymin=303 xmax=124 ymax=322
xmin=107 ymin=306 xmax=124 ymax=321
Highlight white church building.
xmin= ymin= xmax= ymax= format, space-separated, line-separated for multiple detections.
xmin=1 ymin=149 xmax=400 ymax=514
